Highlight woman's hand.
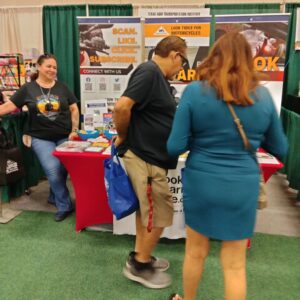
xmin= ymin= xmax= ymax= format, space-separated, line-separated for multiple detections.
xmin=0 ymin=100 xmax=18 ymax=116
xmin=69 ymin=103 xmax=79 ymax=139
xmin=68 ymin=131 xmax=78 ymax=140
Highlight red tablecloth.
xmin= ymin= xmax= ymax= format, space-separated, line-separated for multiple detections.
xmin=258 ymin=149 xmax=284 ymax=182
xmin=261 ymin=162 xmax=283 ymax=182
xmin=53 ymin=150 xmax=112 ymax=232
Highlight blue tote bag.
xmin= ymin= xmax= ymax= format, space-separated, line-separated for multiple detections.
xmin=104 ymin=144 xmax=139 ymax=220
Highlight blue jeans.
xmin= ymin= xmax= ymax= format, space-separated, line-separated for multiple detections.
xmin=31 ymin=137 xmax=73 ymax=213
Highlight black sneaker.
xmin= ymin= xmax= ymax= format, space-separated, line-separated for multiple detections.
xmin=54 ymin=209 xmax=74 ymax=222
xmin=123 ymin=259 xmax=172 ymax=289
xmin=127 ymin=251 xmax=170 ymax=272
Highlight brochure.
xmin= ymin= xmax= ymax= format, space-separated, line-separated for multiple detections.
xmin=84 ymin=146 xmax=104 ymax=152
xmin=55 ymin=141 xmax=91 ymax=152
xmin=103 ymin=113 xmax=114 ymax=130
xmin=256 ymin=152 xmax=280 ymax=165
xmin=102 ymin=145 xmax=111 ymax=155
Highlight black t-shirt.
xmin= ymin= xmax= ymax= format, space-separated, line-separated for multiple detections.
xmin=11 ymin=81 xmax=78 ymax=141
xmin=119 ymin=60 xmax=178 ymax=169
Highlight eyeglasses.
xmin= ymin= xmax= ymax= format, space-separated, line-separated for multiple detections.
xmin=170 ymin=86 xmax=177 ymax=97
xmin=177 ymin=52 xmax=188 ymax=68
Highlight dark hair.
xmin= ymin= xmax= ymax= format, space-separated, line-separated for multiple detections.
xmin=31 ymin=53 xmax=57 ymax=81
xmin=154 ymin=36 xmax=187 ymax=58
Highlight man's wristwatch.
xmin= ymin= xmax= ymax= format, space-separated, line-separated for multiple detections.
xmin=72 ymin=128 xmax=78 ymax=133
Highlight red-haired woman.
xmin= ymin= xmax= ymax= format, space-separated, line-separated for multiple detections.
xmin=167 ymin=31 xmax=288 ymax=300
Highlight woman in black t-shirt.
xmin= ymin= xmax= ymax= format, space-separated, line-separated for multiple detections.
xmin=0 ymin=54 xmax=79 ymax=222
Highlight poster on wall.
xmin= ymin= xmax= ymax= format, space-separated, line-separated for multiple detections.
xmin=144 ymin=17 xmax=211 ymax=100
xmin=296 ymin=8 xmax=300 ymax=50
xmin=78 ymin=17 xmax=142 ymax=115
xmin=215 ymin=14 xmax=290 ymax=114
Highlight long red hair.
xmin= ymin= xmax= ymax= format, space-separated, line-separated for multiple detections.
xmin=196 ymin=31 xmax=265 ymax=106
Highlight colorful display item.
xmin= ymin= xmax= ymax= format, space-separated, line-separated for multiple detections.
xmin=103 ymin=129 xmax=117 ymax=140
xmin=77 ymin=129 xmax=100 ymax=141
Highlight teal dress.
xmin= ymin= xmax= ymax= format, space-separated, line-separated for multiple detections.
xmin=167 ymin=81 xmax=288 ymax=240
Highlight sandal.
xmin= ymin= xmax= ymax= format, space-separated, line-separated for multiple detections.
xmin=168 ymin=293 xmax=183 ymax=300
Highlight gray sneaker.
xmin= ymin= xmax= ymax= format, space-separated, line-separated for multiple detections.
xmin=123 ymin=264 xmax=172 ymax=289
xmin=127 ymin=251 xmax=170 ymax=271
xmin=150 ymin=256 xmax=170 ymax=272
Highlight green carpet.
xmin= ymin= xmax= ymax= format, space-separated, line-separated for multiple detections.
xmin=1 ymin=211 xmax=299 ymax=300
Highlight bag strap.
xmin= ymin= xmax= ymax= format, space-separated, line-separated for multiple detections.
xmin=111 ymin=142 xmax=118 ymax=157
xmin=226 ymin=103 xmax=253 ymax=152
xmin=111 ymin=142 xmax=122 ymax=165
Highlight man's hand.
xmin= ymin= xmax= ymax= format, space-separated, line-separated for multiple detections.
xmin=113 ymin=96 xmax=135 ymax=143
xmin=114 ymin=135 xmax=125 ymax=147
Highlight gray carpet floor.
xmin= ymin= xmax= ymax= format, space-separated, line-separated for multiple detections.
xmin=3 ymin=173 xmax=300 ymax=237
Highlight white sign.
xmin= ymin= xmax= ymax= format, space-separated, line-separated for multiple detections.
xmin=84 ymin=99 xmax=108 ymax=130
xmin=139 ymin=6 xmax=210 ymax=18
xmin=113 ymin=159 xmax=186 ymax=239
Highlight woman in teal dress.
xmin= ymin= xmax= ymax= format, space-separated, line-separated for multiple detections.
xmin=167 ymin=32 xmax=288 ymax=300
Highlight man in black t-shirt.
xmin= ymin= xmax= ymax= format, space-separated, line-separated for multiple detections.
xmin=114 ymin=36 xmax=187 ymax=289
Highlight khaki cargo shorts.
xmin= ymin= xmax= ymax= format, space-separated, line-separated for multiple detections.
xmin=122 ymin=150 xmax=173 ymax=228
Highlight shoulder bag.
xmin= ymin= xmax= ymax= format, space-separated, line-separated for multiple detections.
xmin=227 ymin=103 xmax=267 ymax=209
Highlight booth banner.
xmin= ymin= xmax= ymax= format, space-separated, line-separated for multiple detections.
xmin=215 ymin=14 xmax=290 ymax=114
xmin=139 ymin=5 xmax=210 ymax=18
xmin=144 ymin=17 xmax=211 ymax=100
xmin=144 ymin=17 xmax=210 ymax=47
xmin=296 ymin=8 xmax=300 ymax=50
xmin=78 ymin=17 xmax=142 ymax=112
xmin=113 ymin=159 xmax=186 ymax=239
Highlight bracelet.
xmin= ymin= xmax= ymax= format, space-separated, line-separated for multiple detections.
xmin=72 ymin=128 xmax=78 ymax=132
